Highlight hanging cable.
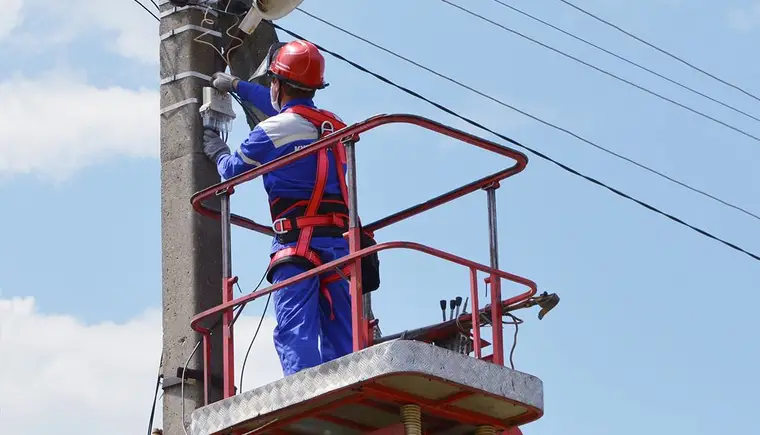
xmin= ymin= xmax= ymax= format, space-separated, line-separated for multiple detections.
xmin=503 ymin=313 xmax=522 ymax=370
xmin=268 ymin=21 xmax=760 ymax=263
xmin=438 ymin=0 xmax=760 ymax=144
xmin=557 ymin=0 xmax=760 ymax=104
xmin=294 ymin=7 xmax=760 ymax=222
xmin=180 ymin=341 xmax=201 ymax=435
xmin=231 ymin=92 xmax=263 ymax=126
xmin=178 ymin=303 xmax=245 ymax=435
xmin=238 ymin=267 xmax=272 ymax=393
xmin=132 ymin=0 xmax=160 ymax=20
xmin=146 ymin=351 xmax=164 ymax=435
xmin=149 ymin=0 xmax=159 ymax=11
xmin=488 ymin=0 xmax=760 ymax=124
xmin=239 ymin=294 xmax=271 ymax=393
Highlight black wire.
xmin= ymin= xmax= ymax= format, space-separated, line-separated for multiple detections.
xmin=130 ymin=3 xmax=760 ymax=260
xmin=149 ymin=0 xmax=159 ymax=11
xmin=489 ymin=0 xmax=760 ymax=124
xmin=133 ymin=0 xmax=160 ymax=21
xmin=238 ymin=268 xmax=272 ymax=393
xmin=239 ymin=294 xmax=271 ymax=392
xmin=269 ymin=21 xmax=760 ymax=263
xmin=439 ymin=0 xmax=760 ymax=144
xmin=294 ymin=8 xmax=760 ymax=222
xmin=180 ymin=341 xmax=201 ymax=435
xmin=503 ymin=313 xmax=522 ymax=370
xmin=557 ymin=0 xmax=760 ymax=104
xmin=231 ymin=92 xmax=263 ymax=126
xmin=146 ymin=355 xmax=163 ymax=435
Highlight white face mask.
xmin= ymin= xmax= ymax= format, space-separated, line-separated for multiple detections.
xmin=270 ymin=80 xmax=281 ymax=112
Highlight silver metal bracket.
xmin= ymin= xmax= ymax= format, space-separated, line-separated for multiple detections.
xmin=157 ymin=0 xmax=220 ymax=7
xmin=160 ymin=71 xmax=212 ymax=85
xmin=159 ymin=5 xmax=219 ymax=19
xmin=160 ymin=98 xmax=200 ymax=115
xmin=160 ymin=24 xmax=222 ymax=41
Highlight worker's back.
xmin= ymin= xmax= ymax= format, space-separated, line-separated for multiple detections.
xmin=253 ymin=98 xmax=346 ymax=204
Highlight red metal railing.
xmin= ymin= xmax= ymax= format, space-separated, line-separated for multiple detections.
xmin=189 ymin=113 xmax=538 ymax=403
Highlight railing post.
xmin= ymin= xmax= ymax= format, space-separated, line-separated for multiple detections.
xmin=219 ymin=189 xmax=236 ymax=398
xmin=343 ymin=137 xmax=368 ymax=351
xmin=485 ymin=182 xmax=504 ymax=366
xmin=469 ymin=268 xmax=482 ymax=358
xmin=486 ymin=183 xmax=500 ymax=270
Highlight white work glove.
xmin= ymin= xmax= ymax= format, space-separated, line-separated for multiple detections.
xmin=210 ymin=72 xmax=240 ymax=93
xmin=203 ymin=129 xmax=230 ymax=162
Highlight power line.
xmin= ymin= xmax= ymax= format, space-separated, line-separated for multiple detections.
xmin=438 ymin=0 xmax=760 ymax=144
xmin=267 ymin=21 xmax=760 ymax=263
xmin=129 ymin=3 xmax=759 ymax=261
xmin=150 ymin=0 xmax=159 ymax=11
xmin=294 ymin=7 xmax=760 ymax=222
xmin=488 ymin=0 xmax=760 ymax=125
xmin=557 ymin=0 xmax=760 ymax=104
xmin=133 ymin=0 xmax=159 ymax=21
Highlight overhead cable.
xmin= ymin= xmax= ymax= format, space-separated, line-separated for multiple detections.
xmin=293 ymin=8 xmax=760 ymax=222
xmin=488 ymin=0 xmax=760 ymax=124
xmin=268 ymin=21 xmax=760 ymax=263
xmin=130 ymin=3 xmax=759 ymax=261
xmin=557 ymin=0 xmax=760 ymax=104
xmin=133 ymin=0 xmax=159 ymax=21
xmin=438 ymin=0 xmax=760 ymax=144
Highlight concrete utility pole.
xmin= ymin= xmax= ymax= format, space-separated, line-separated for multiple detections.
xmin=158 ymin=1 xmax=277 ymax=433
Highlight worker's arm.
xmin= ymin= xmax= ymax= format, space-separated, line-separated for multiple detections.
xmin=214 ymin=126 xmax=274 ymax=180
xmin=209 ymin=72 xmax=278 ymax=117
xmin=235 ymin=81 xmax=279 ymax=117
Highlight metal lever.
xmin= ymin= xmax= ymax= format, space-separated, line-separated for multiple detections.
xmin=449 ymin=299 xmax=456 ymax=320
xmin=439 ymin=300 xmax=447 ymax=322
xmin=537 ymin=293 xmax=560 ymax=320
xmin=454 ymin=296 xmax=463 ymax=318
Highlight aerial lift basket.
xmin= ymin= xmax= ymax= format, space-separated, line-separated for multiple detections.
xmin=188 ymin=113 xmax=557 ymax=434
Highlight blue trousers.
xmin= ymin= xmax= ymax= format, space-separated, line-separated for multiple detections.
xmin=270 ymin=239 xmax=353 ymax=376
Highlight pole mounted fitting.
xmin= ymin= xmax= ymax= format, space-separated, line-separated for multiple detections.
xmin=199 ymin=87 xmax=237 ymax=134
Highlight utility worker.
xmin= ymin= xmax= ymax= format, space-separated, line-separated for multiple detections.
xmin=202 ymin=40 xmax=354 ymax=376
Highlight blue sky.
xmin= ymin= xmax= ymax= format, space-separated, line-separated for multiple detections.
xmin=1 ymin=0 xmax=759 ymax=434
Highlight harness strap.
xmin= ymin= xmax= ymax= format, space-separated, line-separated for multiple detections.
xmin=266 ymin=106 xmax=352 ymax=319
xmin=273 ymin=214 xmax=347 ymax=234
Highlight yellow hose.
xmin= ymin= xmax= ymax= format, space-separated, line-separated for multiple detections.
xmin=400 ymin=404 xmax=422 ymax=435
xmin=475 ymin=426 xmax=496 ymax=435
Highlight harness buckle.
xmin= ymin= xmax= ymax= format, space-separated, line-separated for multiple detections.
xmin=272 ymin=218 xmax=289 ymax=235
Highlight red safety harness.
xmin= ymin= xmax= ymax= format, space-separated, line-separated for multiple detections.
xmin=265 ymin=105 xmax=365 ymax=320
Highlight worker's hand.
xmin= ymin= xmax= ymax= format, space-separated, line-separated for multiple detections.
xmin=210 ymin=72 xmax=240 ymax=93
xmin=203 ymin=129 xmax=230 ymax=162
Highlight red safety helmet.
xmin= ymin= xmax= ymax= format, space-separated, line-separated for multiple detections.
xmin=265 ymin=40 xmax=328 ymax=90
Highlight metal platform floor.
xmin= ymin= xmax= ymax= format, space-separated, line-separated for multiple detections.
xmin=190 ymin=340 xmax=544 ymax=435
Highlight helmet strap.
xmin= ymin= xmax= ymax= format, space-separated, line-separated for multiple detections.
xmin=270 ymin=79 xmax=282 ymax=112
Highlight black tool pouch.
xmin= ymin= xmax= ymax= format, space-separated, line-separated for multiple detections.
xmin=360 ymin=230 xmax=381 ymax=294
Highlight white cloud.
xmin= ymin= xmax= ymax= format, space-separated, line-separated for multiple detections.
xmin=0 ymin=296 xmax=283 ymax=434
xmin=728 ymin=4 xmax=760 ymax=32
xmin=4 ymin=0 xmax=158 ymax=63
xmin=0 ymin=0 xmax=23 ymax=40
xmin=0 ymin=72 xmax=158 ymax=181
xmin=82 ymin=0 xmax=159 ymax=64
